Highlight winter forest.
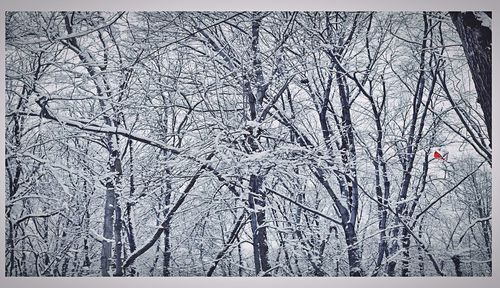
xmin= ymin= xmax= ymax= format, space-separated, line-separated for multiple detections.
xmin=4 ymin=11 xmax=492 ymax=277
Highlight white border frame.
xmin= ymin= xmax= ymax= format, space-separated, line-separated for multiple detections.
xmin=1 ymin=1 xmax=498 ymax=287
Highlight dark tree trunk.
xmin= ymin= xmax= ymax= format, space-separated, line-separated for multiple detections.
xmin=248 ymin=174 xmax=271 ymax=276
xmin=449 ymin=12 xmax=492 ymax=144
xmin=245 ymin=13 xmax=271 ymax=276
xmin=101 ymin=153 xmax=116 ymax=276
xmin=344 ymin=223 xmax=363 ymax=276
xmin=452 ymin=255 xmax=463 ymax=276
xmin=7 ymin=216 xmax=15 ymax=276
xmin=113 ymin=192 xmax=123 ymax=276
xmin=418 ymin=223 xmax=425 ymax=276
xmin=162 ymin=177 xmax=172 ymax=277
xmin=101 ymin=136 xmax=122 ymax=276
xmin=81 ymin=181 xmax=91 ymax=276
xmin=401 ymin=229 xmax=411 ymax=276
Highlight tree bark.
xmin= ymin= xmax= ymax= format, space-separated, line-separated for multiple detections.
xmin=400 ymin=229 xmax=411 ymax=276
xmin=100 ymin=141 xmax=119 ymax=276
xmin=245 ymin=13 xmax=272 ymax=276
xmin=451 ymin=255 xmax=463 ymax=276
xmin=449 ymin=12 xmax=492 ymax=144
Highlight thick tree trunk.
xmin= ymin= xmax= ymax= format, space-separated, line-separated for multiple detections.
xmin=248 ymin=174 xmax=271 ymax=276
xmin=450 ymin=12 xmax=492 ymax=143
xmin=386 ymin=228 xmax=399 ymax=276
xmin=451 ymin=255 xmax=463 ymax=276
xmin=337 ymin=71 xmax=363 ymax=277
xmin=101 ymin=174 xmax=115 ymax=276
xmin=101 ymin=135 xmax=121 ymax=276
xmin=344 ymin=223 xmax=363 ymax=276
xmin=401 ymin=229 xmax=411 ymax=276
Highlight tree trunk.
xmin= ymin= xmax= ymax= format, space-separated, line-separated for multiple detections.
xmin=245 ymin=13 xmax=271 ymax=276
xmin=6 ymin=217 xmax=15 ymax=276
xmin=401 ymin=229 xmax=411 ymax=276
xmin=248 ymin=174 xmax=271 ymax=276
xmin=81 ymin=181 xmax=91 ymax=276
xmin=101 ymin=174 xmax=115 ymax=276
xmin=344 ymin=223 xmax=363 ymax=276
xmin=449 ymin=12 xmax=492 ymax=143
xmin=451 ymin=255 xmax=463 ymax=276
xmin=101 ymin=135 xmax=121 ymax=276
xmin=113 ymin=192 xmax=123 ymax=276
xmin=418 ymin=223 xmax=425 ymax=276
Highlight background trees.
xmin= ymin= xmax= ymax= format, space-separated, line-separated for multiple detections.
xmin=5 ymin=11 xmax=491 ymax=277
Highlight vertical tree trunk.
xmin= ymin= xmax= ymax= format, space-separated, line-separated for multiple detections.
xmin=336 ymin=71 xmax=363 ymax=277
xmin=254 ymin=178 xmax=271 ymax=275
xmin=449 ymin=12 xmax=492 ymax=143
xmin=344 ymin=223 xmax=363 ymax=276
xmin=6 ymin=216 xmax=15 ymax=276
xmin=244 ymin=13 xmax=272 ymax=276
xmin=401 ymin=229 xmax=411 ymax=276
xmin=248 ymin=174 xmax=271 ymax=276
xmin=451 ymin=255 xmax=463 ymax=276
xmin=113 ymin=191 xmax=123 ymax=276
xmin=417 ymin=220 xmax=425 ymax=276
xmin=81 ymin=180 xmax=91 ymax=276
xmin=101 ymin=170 xmax=115 ymax=276
xmin=101 ymin=135 xmax=121 ymax=276
xmin=113 ymin=150 xmax=124 ymax=276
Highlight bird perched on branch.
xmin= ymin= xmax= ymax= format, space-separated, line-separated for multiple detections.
xmin=433 ymin=147 xmax=449 ymax=161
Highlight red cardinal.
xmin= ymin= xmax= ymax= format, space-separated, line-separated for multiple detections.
xmin=433 ymin=148 xmax=448 ymax=161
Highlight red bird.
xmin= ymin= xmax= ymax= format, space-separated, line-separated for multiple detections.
xmin=433 ymin=148 xmax=448 ymax=161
